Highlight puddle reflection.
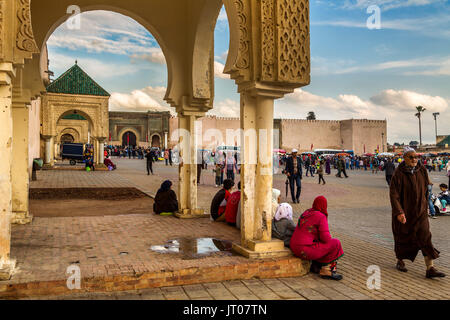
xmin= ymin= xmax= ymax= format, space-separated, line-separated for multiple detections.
xmin=150 ymin=238 xmax=233 ymax=259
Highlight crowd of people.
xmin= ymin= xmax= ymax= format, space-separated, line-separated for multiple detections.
xmin=118 ymin=143 xmax=449 ymax=281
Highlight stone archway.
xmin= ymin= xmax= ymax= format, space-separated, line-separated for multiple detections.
xmin=151 ymin=134 xmax=161 ymax=148
xmin=60 ymin=134 xmax=75 ymax=143
xmin=122 ymin=131 xmax=137 ymax=147
xmin=118 ymin=127 xmax=141 ymax=147
xmin=58 ymin=127 xmax=81 ymax=143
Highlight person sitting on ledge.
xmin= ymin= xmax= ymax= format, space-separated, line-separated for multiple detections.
xmin=85 ymin=156 xmax=95 ymax=171
xmin=290 ymin=196 xmax=344 ymax=281
xmin=153 ymin=180 xmax=178 ymax=216
xmin=210 ymin=179 xmax=234 ymax=222
xmin=272 ymin=202 xmax=296 ymax=248
xmin=225 ymin=181 xmax=241 ymax=227
xmin=104 ymin=156 xmax=117 ymax=170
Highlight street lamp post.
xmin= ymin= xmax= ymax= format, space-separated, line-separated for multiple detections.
xmin=381 ymin=132 xmax=385 ymax=152
xmin=433 ymin=112 xmax=440 ymax=142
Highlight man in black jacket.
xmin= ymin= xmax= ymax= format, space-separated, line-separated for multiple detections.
xmin=384 ymin=158 xmax=396 ymax=186
xmin=285 ymin=149 xmax=303 ymax=203
xmin=146 ymin=149 xmax=154 ymax=175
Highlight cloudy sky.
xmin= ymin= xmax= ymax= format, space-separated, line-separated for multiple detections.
xmin=47 ymin=0 xmax=450 ymax=144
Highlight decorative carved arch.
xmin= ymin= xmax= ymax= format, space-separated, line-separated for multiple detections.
xmin=58 ymin=127 xmax=81 ymax=143
xmin=118 ymin=127 xmax=141 ymax=146
xmin=31 ymin=3 xmax=172 ymax=106
xmin=150 ymin=133 xmax=162 ymax=148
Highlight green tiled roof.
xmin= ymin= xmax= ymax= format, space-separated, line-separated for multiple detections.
xmin=437 ymin=135 xmax=450 ymax=147
xmin=46 ymin=63 xmax=110 ymax=97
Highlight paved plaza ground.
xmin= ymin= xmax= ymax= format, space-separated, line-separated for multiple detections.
xmin=5 ymin=158 xmax=450 ymax=300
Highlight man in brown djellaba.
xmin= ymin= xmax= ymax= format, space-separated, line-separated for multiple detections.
xmin=389 ymin=147 xmax=445 ymax=278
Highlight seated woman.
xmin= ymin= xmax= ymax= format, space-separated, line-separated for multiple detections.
xmin=272 ymin=203 xmax=296 ymax=248
xmin=290 ymin=196 xmax=344 ymax=280
xmin=153 ymin=180 xmax=179 ymax=215
xmin=210 ymin=179 xmax=234 ymax=222
xmin=104 ymin=156 xmax=116 ymax=170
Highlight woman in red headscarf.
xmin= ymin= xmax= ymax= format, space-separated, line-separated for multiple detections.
xmin=290 ymin=196 xmax=344 ymax=280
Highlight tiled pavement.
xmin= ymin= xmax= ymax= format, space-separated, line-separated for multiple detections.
xmin=15 ymin=159 xmax=450 ymax=300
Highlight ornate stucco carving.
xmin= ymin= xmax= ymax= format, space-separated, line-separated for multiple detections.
xmin=16 ymin=0 xmax=38 ymax=54
xmin=225 ymin=0 xmax=310 ymax=92
xmin=277 ymin=0 xmax=310 ymax=84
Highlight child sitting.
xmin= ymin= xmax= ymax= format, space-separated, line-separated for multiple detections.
xmin=438 ymin=184 xmax=450 ymax=213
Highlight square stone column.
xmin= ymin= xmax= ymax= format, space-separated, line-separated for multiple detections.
xmin=175 ymin=114 xmax=205 ymax=219
xmin=42 ymin=135 xmax=54 ymax=167
xmin=0 ymin=63 xmax=16 ymax=280
xmin=11 ymin=99 xmax=32 ymax=225
xmin=232 ymin=90 xmax=292 ymax=259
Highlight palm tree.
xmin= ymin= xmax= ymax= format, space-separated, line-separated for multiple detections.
xmin=306 ymin=111 xmax=316 ymax=120
xmin=415 ymin=106 xmax=426 ymax=146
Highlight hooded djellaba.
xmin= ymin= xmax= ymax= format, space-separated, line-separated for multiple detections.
xmin=153 ymin=180 xmax=179 ymax=215
xmin=389 ymin=147 xmax=445 ymax=278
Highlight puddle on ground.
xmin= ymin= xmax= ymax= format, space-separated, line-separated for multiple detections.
xmin=150 ymin=238 xmax=234 ymax=260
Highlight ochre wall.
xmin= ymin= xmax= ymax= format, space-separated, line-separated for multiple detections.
xmin=280 ymin=119 xmax=342 ymax=152
xmin=167 ymin=116 xmax=387 ymax=154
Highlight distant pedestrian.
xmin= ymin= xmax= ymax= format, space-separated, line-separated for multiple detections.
xmin=285 ymin=149 xmax=303 ymax=204
xmin=318 ymin=159 xmax=326 ymax=185
xmin=384 ymin=158 xmax=395 ymax=186
xmin=146 ymin=149 xmax=154 ymax=175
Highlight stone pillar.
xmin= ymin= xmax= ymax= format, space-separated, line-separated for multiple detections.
xmin=43 ymin=135 xmax=54 ymax=166
xmin=11 ymin=99 xmax=32 ymax=225
xmin=99 ymin=141 xmax=105 ymax=164
xmin=232 ymin=90 xmax=290 ymax=259
xmin=164 ymin=132 xmax=168 ymax=149
xmin=0 ymin=63 xmax=16 ymax=279
xmin=175 ymin=114 xmax=204 ymax=218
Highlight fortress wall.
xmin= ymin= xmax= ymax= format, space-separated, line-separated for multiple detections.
xmin=351 ymin=119 xmax=387 ymax=155
xmin=167 ymin=116 xmax=387 ymax=155
xmin=280 ymin=119 xmax=342 ymax=152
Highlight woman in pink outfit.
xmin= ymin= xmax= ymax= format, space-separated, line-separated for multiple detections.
xmin=290 ymin=196 xmax=344 ymax=280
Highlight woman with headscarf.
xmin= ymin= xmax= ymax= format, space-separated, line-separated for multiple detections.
xmin=272 ymin=188 xmax=281 ymax=218
xmin=153 ymin=180 xmax=179 ymax=215
xmin=290 ymin=196 xmax=344 ymax=280
xmin=272 ymin=203 xmax=296 ymax=247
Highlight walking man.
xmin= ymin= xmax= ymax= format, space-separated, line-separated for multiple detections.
xmin=146 ymin=149 xmax=154 ymax=175
xmin=389 ymin=147 xmax=445 ymax=278
xmin=285 ymin=149 xmax=303 ymax=204
xmin=384 ymin=158 xmax=395 ymax=186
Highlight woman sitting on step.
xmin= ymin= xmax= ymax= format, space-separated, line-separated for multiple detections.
xmin=153 ymin=180 xmax=179 ymax=216
xmin=290 ymin=196 xmax=344 ymax=281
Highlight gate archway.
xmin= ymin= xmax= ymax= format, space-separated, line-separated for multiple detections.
xmin=122 ymin=131 xmax=137 ymax=147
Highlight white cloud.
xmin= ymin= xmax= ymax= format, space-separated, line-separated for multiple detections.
xmin=277 ymin=88 xmax=450 ymax=144
xmin=214 ymin=61 xmax=230 ymax=79
xmin=109 ymin=86 xmax=175 ymax=114
xmin=130 ymin=50 xmax=166 ymax=65
xmin=208 ymin=99 xmax=240 ymax=117
xmin=47 ymin=11 xmax=161 ymax=56
xmin=48 ymin=52 xmax=141 ymax=80
xmin=342 ymin=0 xmax=445 ymax=11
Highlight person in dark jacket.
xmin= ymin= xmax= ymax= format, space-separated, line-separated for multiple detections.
xmin=145 ymin=149 xmax=154 ymax=175
xmin=389 ymin=147 xmax=445 ymax=278
xmin=384 ymin=158 xmax=396 ymax=186
xmin=153 ymin=180 xmax=178 ymax=215
xmin=285 ymin=149 xmax=303 ymax=203
xmin=210 ymin=179 xmax=235 ymax=221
